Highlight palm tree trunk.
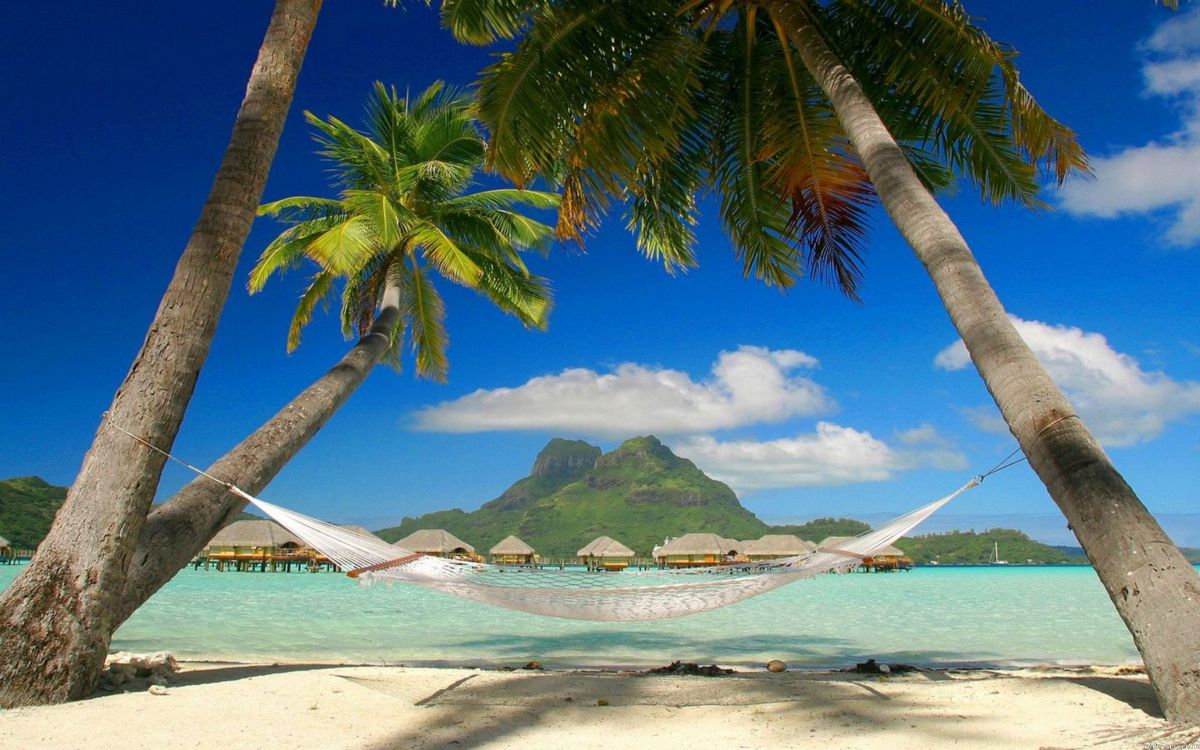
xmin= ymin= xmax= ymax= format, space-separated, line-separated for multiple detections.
xmin=113 ymin=295 xmax=401 ymax=628
xmin=0 ymin=0 xmax=322 ymax=708
xmin=764 ymin=1 xmax=1200 ymax=723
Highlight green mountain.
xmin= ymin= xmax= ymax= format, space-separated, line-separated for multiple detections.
xmin=378 ymin=436 xmax=780 ymax=556
xmin=0 ymin=476 xmax=67 ymax=548
xmin=897 ymin=528 xmax=1083 ymax=565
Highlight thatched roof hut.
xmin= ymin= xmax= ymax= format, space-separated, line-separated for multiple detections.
xmin=576 ymin=536 xmax=635 ymax=558
xmin=490 ymin=535 xmax=536 ymax=564
xmin=818 ymin=535 xmax=855 ymax=551
xmin=743 ymin=534 xmax=816 ymax=559
xmin=657 ymin=533 xmax=733 ymax=557
xmin=0 ymin=534 xmax=11 ymax=553
xmin=338 ymin=524 xmax=381 ymax=540
xmin=577 ymin=535 xmax=636 ymax=570
xmin=394 ymin=529 xmax=475 ymax=557
xmin=207 ymin=520 xmax=304 ymax=550
xmin=656 ymin=533 xmax=741 ymax=566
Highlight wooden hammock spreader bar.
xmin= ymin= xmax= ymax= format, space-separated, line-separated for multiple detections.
xmin=347 ymin=553 xmax=424 ymax=578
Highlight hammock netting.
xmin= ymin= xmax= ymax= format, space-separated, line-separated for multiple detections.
xmin=232 ymin=477 xmax=977 ymax=622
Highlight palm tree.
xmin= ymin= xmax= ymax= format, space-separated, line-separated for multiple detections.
xmin=0 ymin=0 xmax=323 ymax=708
xmin=105 ymin=82 xmax=557 ymax=631
xmin=442 ymin=0 xmax=1200 ymax=721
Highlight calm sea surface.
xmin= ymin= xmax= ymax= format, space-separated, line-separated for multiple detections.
xmin=0 ymin=564 xmax=1171 ymax=669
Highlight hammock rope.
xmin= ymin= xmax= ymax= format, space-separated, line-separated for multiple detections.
xmin=104 ymin=414 xmax=1014 ymax=622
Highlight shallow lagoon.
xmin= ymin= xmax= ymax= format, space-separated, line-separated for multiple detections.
xmin=1 ymin=564 xmax=1153 ymax=668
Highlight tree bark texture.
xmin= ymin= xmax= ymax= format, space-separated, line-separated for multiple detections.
xmin=0 ymin=0 xmax=322 ymax=708
xmin=114 ymin=305 xmax=400 ymax=628
xmin=765 ymin=1 xmax=1200 ymax=723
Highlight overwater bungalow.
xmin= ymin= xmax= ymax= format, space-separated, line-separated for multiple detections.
xmin=817 ymin=535 xmax=854 ymax=552
xmin=0 ymin=534 xmax=12 ymax=560
xmin=207 ymin=520 xmax=305 ymax=557
xmin=339 ymin=524 xmax=380 ymax=539
xmin=577 ymin=536 xmax=636 ymax=571
xmin=394 ymin=529 xmax=479 ymax=561
xmin=655 ymin=533 xmax=742 ymax=567
xmin=202 ymin=519 xmax=338 ymax=571
xmin=862 ymin=544 xmax=913 ymax=572
xmin=742 ymin=534 xmax=816 ymax=561
xmin=490 ymin=535 xmax=536 ymax=565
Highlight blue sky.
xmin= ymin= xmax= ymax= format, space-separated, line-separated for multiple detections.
xmin=1 ymin=2 xmax=1197 ymax=546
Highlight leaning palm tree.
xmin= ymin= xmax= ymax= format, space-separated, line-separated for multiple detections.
xmin=441 ymin=0 xmax=1200 ymax=721
xmin=104 ymin=81 xmax=557 ymax=633
xmin=0 ymin=0 xmax=323 ymax=708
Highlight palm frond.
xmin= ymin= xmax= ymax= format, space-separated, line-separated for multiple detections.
xmin=285 ymin=271 xmax=336 ymax=353
xmin=409 ymin=221 xmax=484 ymax=285
xmin=248 ymin=211 xmax=356 ymax=292
xmin=464 ymin=249 xmax=554 ymax=329
xmin=399 ymin=257 xmax=449 ymax=382
xmin=302 ymin=214 xmax=380 ymax=275
xmin=710 ymin=12 xmax=801 ymax=289
xmin=441 ymin=0 xmax=546 ymax=44
xmin=822 ymin=0 xmax=1087 ymax=204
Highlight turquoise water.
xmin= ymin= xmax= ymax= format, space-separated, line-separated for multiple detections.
xmin=0 ymin=565 xmax=1150 ymax=669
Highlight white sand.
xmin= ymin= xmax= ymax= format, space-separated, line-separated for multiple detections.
xmin=0 ymin=663 xmax=1188 ymax=749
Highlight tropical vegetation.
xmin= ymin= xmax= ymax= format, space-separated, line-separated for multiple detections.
xmin=0 ymin=477 xmax=67 ymax=550
xmin=897 ymin=529 xmax=1082 ymax=565
xmin=440 ymin=0 xmax=1200 ymax=721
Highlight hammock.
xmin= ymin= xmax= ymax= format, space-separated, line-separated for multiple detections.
xmin=229 ymin=478 xmax=978 ymax=622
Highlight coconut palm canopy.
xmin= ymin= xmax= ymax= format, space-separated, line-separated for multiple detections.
xmin=577 ymin=536 xmax=636 ymax=558
xmin=490 ymin=535 xmax=535 ymax=555
xmin=444 ymin=0 xmax=1087 ymax=297
xmin=249 ymin=81 xmax=558 ymax=380
xmin=395 ymin=529 xmax=475 ymax=554
xmin=207 ymin=520 xmax=304 ymax=549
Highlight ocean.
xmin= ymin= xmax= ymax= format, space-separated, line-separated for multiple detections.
xmin=1 ymin=563 xmax=1159 ymax=669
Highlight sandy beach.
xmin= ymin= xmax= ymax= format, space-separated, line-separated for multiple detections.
xmin=0 ymin=662 xmax=1189 ymax=750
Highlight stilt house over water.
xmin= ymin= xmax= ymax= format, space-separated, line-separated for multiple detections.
xmin=577 ymin=536 xmax=636 ymax=571
xmin=742 ymin=534 xmax=816 ymax=561
xmin=207 ymin=520 xmax=305 ymax=558
xmin=656 ymin=533 xmax=742 ymax=567
xmin=394 ymin=529 xmax=479 ymax=560
xmin=490 ymin=535 xmax=536 ymax=565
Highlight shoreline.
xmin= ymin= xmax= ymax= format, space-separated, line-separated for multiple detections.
xmin=0 ymin=661 xmax=1179 ymax=749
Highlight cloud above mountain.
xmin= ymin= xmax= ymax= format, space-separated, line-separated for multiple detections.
xmin=415 ymin=346 xmax=966 ymax=491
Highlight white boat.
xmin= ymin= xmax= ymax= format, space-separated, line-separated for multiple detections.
xmin=990 ymin=541 xmax=1009 ymax=566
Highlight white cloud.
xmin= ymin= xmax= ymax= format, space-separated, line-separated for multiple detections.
xmin=1056 ymin=6 xmax=1200 ymax=246
xmin=414 ymin=345 xmax=833 ymax=436
xmin=936 ymin=316 xmax=1200 ymax=446
xmin=671 ymin=423 xmax=967 ymax=490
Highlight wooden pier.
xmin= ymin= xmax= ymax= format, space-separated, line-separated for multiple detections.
xmin=191 ymin=553 xmax=341 ymax=573
xmin=0 ymin=548 xmax=33 ymax=565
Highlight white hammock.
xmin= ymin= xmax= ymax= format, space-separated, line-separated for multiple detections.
xmin=229 ymin=478 xmax=977 ymax=622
